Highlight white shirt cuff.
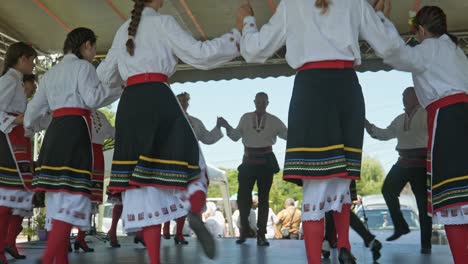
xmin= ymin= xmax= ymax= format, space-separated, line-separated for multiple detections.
xmin=243 ymin=16 xmax=258 ymax=34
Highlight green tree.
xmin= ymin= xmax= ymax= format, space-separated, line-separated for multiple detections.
xmin=98 ymin=106 xmax=116 ymax=151
xmin=356 ymin=156 xmax=386 ymax=196
xmin=207 ymin=156 xmax=386 ymax=213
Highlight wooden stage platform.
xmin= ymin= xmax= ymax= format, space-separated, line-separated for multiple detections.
xmin=10 ymin=236 xmax=453 ymax=264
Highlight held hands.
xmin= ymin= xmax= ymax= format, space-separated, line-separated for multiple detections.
xmin=13 ymin=114 xmax=24 ymax=125
xmin=236 ymin=3 xmax=254 ymax=31
xmin=217 ymin=117 xmax=231 ymax=130
xmin=373 ymin=0 xmax=392 ymax=18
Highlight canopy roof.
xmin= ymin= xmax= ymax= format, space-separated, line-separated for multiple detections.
xmin=1 ymin=0 xmax=467 ymax=82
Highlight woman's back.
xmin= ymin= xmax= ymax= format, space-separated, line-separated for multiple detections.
xmin=104 ymin=7 xmax=240 ymax=81
xmin=241 ymin=0 xmax=398 ymax=68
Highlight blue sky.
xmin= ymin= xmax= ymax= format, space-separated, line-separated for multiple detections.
xmin=111 ymin=70 xmax=414 ymax=173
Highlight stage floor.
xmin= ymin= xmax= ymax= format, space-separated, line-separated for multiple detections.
xmin=11 ymin=236 xmax=453 ymax=264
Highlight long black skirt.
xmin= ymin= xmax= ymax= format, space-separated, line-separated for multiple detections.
xmin=109 ymin=82 xmax=200 ymax=192
xmin=427 ymin=96 xmax=468 ymax=215
xmin=283 ymin=68 xmax=364 ymax=186
xmin=33 ymin=115 xmax=93 ymax=196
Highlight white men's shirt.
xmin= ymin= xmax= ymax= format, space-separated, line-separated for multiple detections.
xmin=240 ymin=0 xmax=401 ymax=68
xmin=0 ymin=68 xmax=26 ymax=134
xmin=380 ymin=18 xmax=468 ymax=107
xmin=227 ymin=112 xmax=287 ymax=148
xmin=91 ymin=110 xmax=115 ymax=145
xmin=97 ymin=7 xmax=241 ymax=84
xmin=24 ymin=54 xmax=122 ymax=132
xmin=188 ymin=115 xmax=223 ymax=145
xmin=368 ymin=106 xmax=428 ymax=150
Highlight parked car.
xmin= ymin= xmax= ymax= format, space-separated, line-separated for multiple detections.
xmin=352 ymin=194 xmax=447 ymax=245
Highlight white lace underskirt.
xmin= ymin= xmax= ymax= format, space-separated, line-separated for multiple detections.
xmin=301 ymin=178 xmax=352 ymax=221
xmin=45 ymin=192 xmax=91 ymax=231
xmin=433 ymin=204 xmax=468 ymax=225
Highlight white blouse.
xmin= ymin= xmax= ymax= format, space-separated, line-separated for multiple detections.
xmin=97 ymin=7 xmax=241 ymax=83
xmin=91 ymin=110 xmax=115 ymax=145
xmin=367 ymin=106 xmax=428 ymax=150
xmin=227 ymin=112 xmax=287 ymax=148
xmin=188 ymin=115 xmax=223 ymax=145
xmin=380 ymin=19 xmax=468 ymax=107
xmin=0 ymin=68 xmax=26 ymax=134
xmin=24 ymin=54 xmax=122 ymax=132
xmin=240 ymin=0 xmax=400 ymax=68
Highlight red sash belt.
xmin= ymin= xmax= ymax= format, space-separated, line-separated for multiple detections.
xmin=126 ymin=73 xmax=169 ymax=87
xmin=426 ymin=93 xmax=468 ymax=113
xmin=52 ymin=107 xmax=91 ymax=137
xmin=52 ymin=108 xmax=90 ymax=118
xmin=297 ymin=60 xmax=354 ymax=71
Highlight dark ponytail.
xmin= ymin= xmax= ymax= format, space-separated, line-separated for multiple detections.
xmin=2 ymin=42 xmax=37 ymax=75
xmin=63 ymin=27 xmax=97 ymax=59
xmin=126 ymin=0 xmax=152 ymax=56
xmin=415 ymin=6 xmax=458 ymax=45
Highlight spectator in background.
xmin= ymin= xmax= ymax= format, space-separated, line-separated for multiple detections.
xmin=203 ymin=202 xmax=226 ymax=238
xmin=277 ymin=198 xmax=301 ymax=240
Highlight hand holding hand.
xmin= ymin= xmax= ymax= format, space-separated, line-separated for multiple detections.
xmin=13 ymin=114 xmax=24 ymax=125
xmin=236 ymin=3 xmax=254 ymax=31
xmin=373 ymin=0 xmax=384 ymax=13
xmin=217 ymin=117 xmax=230 ymax=129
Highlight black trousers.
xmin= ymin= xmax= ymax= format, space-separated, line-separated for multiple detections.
xmin=237 ymin=163 xmax=274 ymax=236
xmin=382 ymin=165 xmax=432 ymax=249
xmin=325 ymin=211 xmax=375 ymax=246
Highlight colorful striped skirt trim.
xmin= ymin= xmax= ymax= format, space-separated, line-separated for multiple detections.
xmin=109 ymin=82 xmax=201 ymax=192
xmin=33 ymin=111 xmax=93 ymax=197
xmin=426 ymin=93 xmax=468 ymax=215
xmin=91 ymin=143 xmax=104 ymax=203
xmin=0 ymin=125 xmax=33 ymax=190
xmin=283 ymin=68 xmax=364 ymax=185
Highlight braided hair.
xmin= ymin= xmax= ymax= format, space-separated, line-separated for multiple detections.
xmin=63 ymin=27 xmax=97 ymax=59
xmin=2 ymin=42 xmax=37 ymax=75
xmin=315 ymin=0 xmax=330 ymax=14
xmin=126 ymin=0 xmax=152 ymax=56
xmin=415 ymin=6 xmax=458 ymax=45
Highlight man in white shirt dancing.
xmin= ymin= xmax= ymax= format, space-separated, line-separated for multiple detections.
xmin=219 ymin=92 xmax=287 ymax=246
xmin=366 ymin=87 xmax=432 ymax=254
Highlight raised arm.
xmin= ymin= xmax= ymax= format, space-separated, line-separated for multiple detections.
xmin=365 ymin=117 xmax=399 ymax=141
xmin=163 ymin=16 xmax=240 ymax=70
xmin=276 ymin=117 xmax=288 ymax=140
xmin=222 ymin=116 xmax=245 ymax=142
xmin=96 ymin=40 xmax=125 ymax=90
xmin=78 ymin=62 xmax=122 ymax=109
xmin=240 ymin=1 xmax=287 ymax=63
xmin=192 ymin=117 xmax=223 ymax=145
